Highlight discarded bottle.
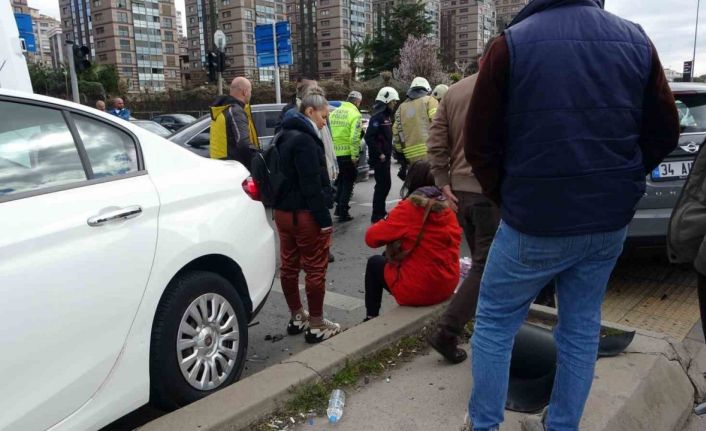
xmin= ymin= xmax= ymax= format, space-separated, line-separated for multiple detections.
xmin=327 ymin=389 xmax=346 ymax=424
xmin=459 ymin=257 xmax=472 ymax=279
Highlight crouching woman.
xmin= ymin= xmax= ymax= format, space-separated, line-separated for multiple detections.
xmin=363 ymin=161 xmax=462 ymax=320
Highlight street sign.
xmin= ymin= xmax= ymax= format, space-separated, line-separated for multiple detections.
xmin=214 ymin=30 xmax=226 ymax=51
xmin=684 ymin=61 xmax=694 ymax=81
xmin=255 ymin=21 xmax=292 ymax=67
xmin=13 ymin=13 xmax=36 ymax=53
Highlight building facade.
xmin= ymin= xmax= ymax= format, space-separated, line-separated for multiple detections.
xmin=287 ymin=0 xmax=373 ymax=80
xmin=185 ymin=0 xmax=288 ymax=84
xmin=59 ymin=0 xmax=182 ymax=92
xmin=48 ymin=27 xmax=65 ymax=69
xmin=12 ymin=0 xmax=62 ymax=67
xmin=440 ymin=0 xmax=495 ymax=70
xmin=495 ymin=0 xmax=527 ymax=30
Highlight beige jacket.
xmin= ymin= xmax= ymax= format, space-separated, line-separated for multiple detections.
xmin=426 ymin=74 xmax=482 ymax=194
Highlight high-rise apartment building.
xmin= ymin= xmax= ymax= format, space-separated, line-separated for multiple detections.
xmin=185 ymin=0 xmax=287 ymax=83
xmin=440 ymin=0 xmax=495 ymax=69
xmin=287 ymin=0 xmax=373 ymax=80
xmin=48 ymin=27 xmax=66 ymax=69
xmin=59 ymin=0 xmax=182 ymax=92
xmin=495 ymin=0 xmax=527 ymax=30
xmin=12 ymin=0 xmax=62 ymax=67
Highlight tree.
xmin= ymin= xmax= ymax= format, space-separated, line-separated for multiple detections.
xmin=393 ymin=36 xmax=447 ymax=85
xmin=343 ymin=42 xmax=363 ymax=82
xmin=369 ymin=1 xmax=433 ymax=73
xmin=360 ymin=35 xmax=376 ymax=81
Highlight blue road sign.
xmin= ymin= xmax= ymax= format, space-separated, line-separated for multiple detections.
xmin=255 ymin=21 xmax=292 ymax=67
xmin=14 ymin=13 xmax=36 ymax=53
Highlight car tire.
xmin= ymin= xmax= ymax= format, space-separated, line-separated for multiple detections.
xmin=150 ymin=270 xmax=248 ymax=410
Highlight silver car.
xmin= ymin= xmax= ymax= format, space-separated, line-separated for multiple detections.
xmin=628 ymin=82 xmax=705 ymax=245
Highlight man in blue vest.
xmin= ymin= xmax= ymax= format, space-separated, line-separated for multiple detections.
xmin=463 ymin=1 xmax=680 ymax=430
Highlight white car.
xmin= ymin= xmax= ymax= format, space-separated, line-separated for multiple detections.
xmin=0 ymin=89 xmax=276 ymax=431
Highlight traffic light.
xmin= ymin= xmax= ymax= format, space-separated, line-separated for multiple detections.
xmin=73 ymin=45 xmax=91 ymax=72
xmin=207 ymin=51 xmax=218 ymax=82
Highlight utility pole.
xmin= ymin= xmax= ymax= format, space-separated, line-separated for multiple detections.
xmin=214 ymin=30 xmax=226 ymax=95
xmin=694 ymin=0 xmax=701 ymax=82
xmin=272 ymin=21 xmax=281 ymax=104
xmin=65 ymin=40 xmax=79 ymax=103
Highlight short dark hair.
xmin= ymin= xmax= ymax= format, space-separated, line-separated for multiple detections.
xmin=401 ymin=160 xmax=435 ymax=198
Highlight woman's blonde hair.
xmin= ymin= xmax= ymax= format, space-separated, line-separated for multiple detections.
xmin=299 ymin=86 xmax=328 ymax=113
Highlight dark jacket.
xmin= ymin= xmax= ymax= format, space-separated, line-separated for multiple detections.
xmin=669 ymin=146 xmax=706 ymax=274
xmin=365 ymin=186 xmax=461 ymax=306
xmin=209 ymin=96 xmax=256 ymax=171
xmin=275 ymin=111 xmax=334 ymax=228
xmin=466 ymin=0 xmax=679 ymax=236
xmin=365 ymin=101 xmax=393 ymax=165
xmin=275 ymin=99 xmax=298 ymax=134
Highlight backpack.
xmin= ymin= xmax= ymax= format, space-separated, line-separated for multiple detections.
xmin=251 ymin=132 xmax=289 ymax=207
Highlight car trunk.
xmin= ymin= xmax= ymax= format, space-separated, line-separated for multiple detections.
xmin=637 ymin=92 xmax=705 ymax=210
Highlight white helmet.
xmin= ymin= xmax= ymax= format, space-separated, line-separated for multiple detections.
xmin=410 ymin=77 xmax=431 ymax=92
xmin=376 ymin=87 xmax=400 ymax=104
xmin=432 ymin=84 xmax=449 ymax=101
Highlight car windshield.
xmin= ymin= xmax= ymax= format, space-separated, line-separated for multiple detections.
xmin=674 ymin=93 xmax=706 ymax=133
xmin=171 ymin=114 xmax=197 ymax=123
xmin=133 ymin=121 xmax=172 ymax=137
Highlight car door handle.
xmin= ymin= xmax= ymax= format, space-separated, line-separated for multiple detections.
xmin=87 ymin=206 xmax=143 ymax=227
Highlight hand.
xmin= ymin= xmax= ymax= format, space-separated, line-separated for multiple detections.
xmin=442 ymin=185 xmax=459 ymax=212
xmin=379 ymin=154 xmax=386 ymax=162
xmin=321 ymin=226 xmax=333 ymax=234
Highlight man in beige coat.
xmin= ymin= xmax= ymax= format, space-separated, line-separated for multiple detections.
xmin=426 ymin=61 xmax=500 ymax=363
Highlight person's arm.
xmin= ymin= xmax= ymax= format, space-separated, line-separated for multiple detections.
xmin=639 ymin=43 xmax=680 ymax=173
xmin=364 ymin=114 xmax=382 ymax=162
xmin=365 ymin=200 xmax=411 ymax=248
xmin=230 ymin=106 xmax=255 ymax=170
xmin=426 ymin=97 xmax=439 ymax=121
xmin=427 ymin=97 xmax=451 ymax=188
xmin=350 ymin=112 xmax=362 ymax=162
xmin=393 ymin=108 xmax=403 ymax=154
xmin=465 ymin=36 xmax=510 ymax=207
xmin=294 ymin=140 xmax=333 ymax=229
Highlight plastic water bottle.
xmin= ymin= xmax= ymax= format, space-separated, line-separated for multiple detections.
xmin=327 ymin=389 xmax=346 ymax=424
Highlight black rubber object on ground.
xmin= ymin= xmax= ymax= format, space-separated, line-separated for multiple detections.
xmin=506 ymin=323 xmax=557 ymax=413
xmin=598 ymin=331 xmax=636 ymax=358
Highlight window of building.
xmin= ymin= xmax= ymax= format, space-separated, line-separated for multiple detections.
xmin=118 ymin=26 xmax=129 ymax=36
xmin=321 ymin=61 xmax=331 ymax=68
xmin=164 ymin=18 xmax=172 ymax=27
xmin=246 ymin=34 xmax=254 ymax=43
xmin=320 ymin=9 xmax=329 ymax=16
xmin=117 ymin=12 xmax=128 ymax=22
xmin=189 ymin=5 xmax=195 ymax=12
xmin=116 ymin=0 xmax=127 ymax=8
xmin=164 ymin=31 xmax=174 ymax=41
xmin=224 ymin=23 xmax=232 ymax=30
xmin=122 ymin=67 xmax=131 ymax=74
xmin=165 ymin=43 xmax=175 ymax=54
xmin=276 ymin=4 xmax=283 ymax=12
xmin=244 ymin=10 xmax=253 ymax=19
xmin=120 ymin=39 xmax=130 ymax=49
xmin=247 ymin=45 xmax=255 ymax=55
xmin=459 ymin=25 xmax=468 ymax=31
xmin=459 ymin=50 xmax=468 ymax=56
xmin=95 ymin=26 xmax=104 ymax=34
xmin=226 ymin=34 xmax=233 ymax=42
xmin=222 ymin=10 xmax=231 ymax=18
xmin=99 ymin=53 xmax=108 ymax=61
xmin=321 ymin=31 xmax=330 ymax=37
xmin=246 ymin=22 xmax=253 ymax=31
xmin=248 ymin=57 xmax=255 ymax=66
xmin=166 ymin=57 xmax=176 ymax=67
xmin=343 ymin=30 xmax=348 ymax=38
xmin=121 ymin=52 xmax=132 ymax=63
xmin=191 ymin=39 xmax=198 ymax=46
xmin=225 ymin=46 xmax=234 ymax=53
xmin=94 ymin=12 xmax=103 ymax=21
xmin=321 ymin=41 xmax=330 ymax=47
xmin=93 ymin=0 xmax=101 ymax=6
xmin=342 ymin=19 xmax=348 ymax=25
xmin=97 ymin=40 xmax=106 ymax=48
xmin=459 ymin=33 xmax=468 ymax=39
xmin=166 ymin=70 xmax=177 ymax=78
xmin=320 ymin=19 xmax=329 ymax=26
xmin=321 ymin=51 xmax=330 ymax=58
xmin=189 ymin=17 xmax=195 ymax=24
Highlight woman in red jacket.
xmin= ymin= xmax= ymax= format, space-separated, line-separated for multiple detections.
xmin=364 ymin=161 xmax=462 ymax=320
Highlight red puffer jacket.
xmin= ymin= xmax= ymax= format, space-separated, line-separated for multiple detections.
xmin=365 ymin=186 xmax=462 ymax=306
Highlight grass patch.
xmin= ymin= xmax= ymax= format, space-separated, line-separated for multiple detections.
xmin=252 ymin=333 xmax=428 ymax=430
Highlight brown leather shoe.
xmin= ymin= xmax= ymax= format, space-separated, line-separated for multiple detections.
xmin=428 ymin=329 xmax=467 ymax=364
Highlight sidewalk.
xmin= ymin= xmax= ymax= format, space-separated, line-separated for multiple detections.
xmin=296 ymin=331 xmax=706 ymax=431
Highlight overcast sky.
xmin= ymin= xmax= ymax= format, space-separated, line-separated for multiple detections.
xmin=23 ymin=0 xmax=706 ymax=76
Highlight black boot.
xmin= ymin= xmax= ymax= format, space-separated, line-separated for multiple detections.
xmin=428 ymin=328 xmax=467 ymax=364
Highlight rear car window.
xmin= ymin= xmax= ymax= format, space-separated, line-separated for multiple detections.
xmin=675 ymin=94 xmax=706 ymax=133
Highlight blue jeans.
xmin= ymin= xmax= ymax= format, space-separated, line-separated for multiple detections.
xmin=469 ymin=221 xmax=627 ymax=431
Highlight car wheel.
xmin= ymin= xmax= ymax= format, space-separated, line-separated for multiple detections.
xmin=150 ymin=270 xmax=248 ymax=410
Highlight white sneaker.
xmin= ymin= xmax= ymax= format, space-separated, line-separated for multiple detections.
xmin=287 ymin=310 xmax=310 ymax=335
xmin=305 ymin=318 xmax=341 ymax=343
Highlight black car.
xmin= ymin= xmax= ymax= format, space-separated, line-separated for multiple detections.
xmin=151 ymin=114 xmax=197 ymax=132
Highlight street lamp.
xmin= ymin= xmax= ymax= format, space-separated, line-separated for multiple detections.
xmin=693 ymin=0 xmax=701 ymax=82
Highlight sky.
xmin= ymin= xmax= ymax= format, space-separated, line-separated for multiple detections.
xmin=22 ymin=0 xmax=706 ymax=76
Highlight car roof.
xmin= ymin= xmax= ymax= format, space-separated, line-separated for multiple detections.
xmin=669 ymin=82 xmax=706 ymax=93
xmin=250 ymin=103 xmax=287 ymax=111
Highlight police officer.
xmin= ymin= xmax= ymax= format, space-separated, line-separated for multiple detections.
xmin=330 ymin=91 xmax=363 ymax=222
xmin=365 ymin=87 xmax=399 ymax=223
xmin=393 ymin=77 xmax=438 ymax=164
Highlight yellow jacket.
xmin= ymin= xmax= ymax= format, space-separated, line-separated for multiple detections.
xmin=393 ymin=94 xmax=438 ymax=163
xmin=210 ymin=98 xmax=260 ymax=164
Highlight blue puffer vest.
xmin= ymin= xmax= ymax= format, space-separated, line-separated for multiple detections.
xmin=502 ymin=0 xmax=652 ymax=236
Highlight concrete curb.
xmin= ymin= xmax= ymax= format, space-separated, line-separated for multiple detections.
xmin=138 ymin=302 xmax=448 ymax=431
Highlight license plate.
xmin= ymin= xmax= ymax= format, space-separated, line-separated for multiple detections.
xmin=651 ymin=160 xmax=693 ymax=181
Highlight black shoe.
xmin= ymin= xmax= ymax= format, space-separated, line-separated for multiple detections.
xmin=337 ymin=214 xmax=354 ymax=223
xmin=305 ymin=319 xmax=342 ymax=343
xmin=287 ymin=310 xmax=310 ymax=335
xmin=428 ymin=329 xmax=467 ymax=364
xmin=328 ymin=252 xmax=335 ymax=263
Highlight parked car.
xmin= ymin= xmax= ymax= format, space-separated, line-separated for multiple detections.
xmin=0 ymin=89 xmax=276 ymax=431
xmin=627 ymin=82 xmax=705 ymax=245
xmin=131 ymin=119 xmax=173 ymax=138
xmin=169 ymin=103 xmax=370 ymax=181
xmin=151 ymin=114 xmax=197 ymax=132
